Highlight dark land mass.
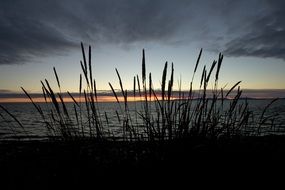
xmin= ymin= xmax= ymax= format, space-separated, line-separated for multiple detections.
xmin=1 ymin=136 xmax=285 ymax=188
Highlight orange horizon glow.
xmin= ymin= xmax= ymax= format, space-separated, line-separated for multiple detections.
xmin=0 ymin=94 xmax=281 ymax=103
xmin=0 ymin=95 xmax=171 ymax=103
xmin=1 ymin=89 xmax=284 ymax=103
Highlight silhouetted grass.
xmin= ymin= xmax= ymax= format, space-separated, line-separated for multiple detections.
xmin=1 ymin=43 xmax=285 ymax=186
xmin=0 ymin=43 xmax=281 ymax=142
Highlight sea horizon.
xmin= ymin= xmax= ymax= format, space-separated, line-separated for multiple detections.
xmin=1 ymin=88 xmax=285 ymax=103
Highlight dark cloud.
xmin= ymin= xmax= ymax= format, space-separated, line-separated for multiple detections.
xmin=0 ymin=1 xmax=78 ymax=64
xmin=242 ymin=89 xmax=285 ymax=99
xmin=223 ymin=0 xmax=285 ymax=60
xmin=0 ymin=0 xmax=285 ymax=65
xmin=0 ymin=89 xmax=13 ymax=94
xmin=0 ymin=0 xmax=192 ymax=65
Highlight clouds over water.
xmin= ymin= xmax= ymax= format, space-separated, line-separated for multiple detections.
xmin=0 ymin=0 xmax=284 ymax=65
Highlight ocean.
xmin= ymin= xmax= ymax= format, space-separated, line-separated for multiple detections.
xmin=1 ymin=99 xmax=285 ymax=139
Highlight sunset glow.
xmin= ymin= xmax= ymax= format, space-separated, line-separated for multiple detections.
xmin=1 ymin=89 xmax=284 ymax=103
xmin=0 ymin=0 xmax=284 ymax=103
xmin=1 ymin=1 xmax=285 ymax=185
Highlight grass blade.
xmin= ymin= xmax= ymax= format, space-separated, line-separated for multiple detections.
xmin=53 ymin=67 xmax=61 ymax=91
xmin=161 ymin=62 xmax=168 ymax=101
xmin=142 ymin=49 xmax=146 ymax=84
xmin=194 ymin=48 xmax=202 ymax=73
xmin=226 ymin=81 xmax=242 ymax=97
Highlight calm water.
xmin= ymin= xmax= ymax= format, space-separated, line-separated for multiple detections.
xmin=1 ymin=99 xmax=285 ymax=139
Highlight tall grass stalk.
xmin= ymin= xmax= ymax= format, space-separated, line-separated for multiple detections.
xmin=2 ymin=43 xmax=281 ymax=141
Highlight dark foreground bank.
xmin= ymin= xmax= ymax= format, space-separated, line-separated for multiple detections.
xmin=1 ymin=135 xmax=285 ymax=187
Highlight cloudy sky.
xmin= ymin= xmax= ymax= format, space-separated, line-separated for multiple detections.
xmin=0 ymin=0 xmax=285 ymax=100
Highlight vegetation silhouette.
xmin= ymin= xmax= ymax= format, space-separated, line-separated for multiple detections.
xmin=0 ymin=43 xmax=284 ymax=186
xmin=1 ymin=43 xmax=280 ymax=141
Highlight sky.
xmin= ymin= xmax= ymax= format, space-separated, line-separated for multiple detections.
xmin=0 ymin=0 xmax=285 ymax=102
